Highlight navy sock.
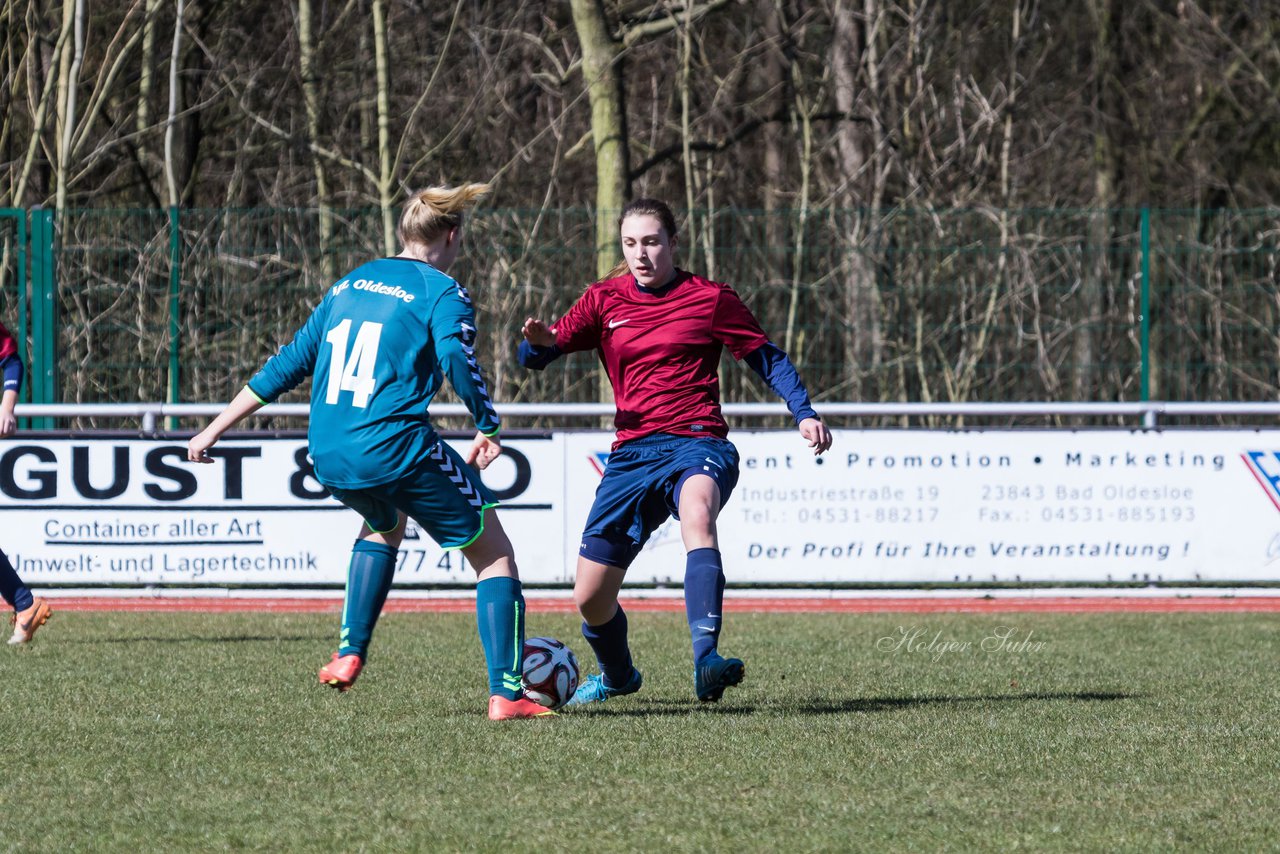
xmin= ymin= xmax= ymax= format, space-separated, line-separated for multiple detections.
xmin=581 ymin=605 xmax=634 ymax=687
xmin=337 ymin=540 xmax=398 ymax=659
xmin=685 ymin=547 xmax=725 ymax=664
xmin=0 ymin=549 xmax=33 ymax=612
xmin=475 ymin=576 xmax=525 ymax=700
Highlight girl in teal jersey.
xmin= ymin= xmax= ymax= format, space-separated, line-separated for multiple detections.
xmin=189 ymin=184 xmax=551 ymax=720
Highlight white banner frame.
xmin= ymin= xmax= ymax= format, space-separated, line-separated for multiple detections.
xmin=3 ymin=428 xmax=1280 ymax=585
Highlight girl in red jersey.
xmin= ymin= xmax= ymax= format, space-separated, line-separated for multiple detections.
xmin=520 ymin=199 xmax=832 ymax=704
xmin=0 ymin=320 xmax=52 ymax=644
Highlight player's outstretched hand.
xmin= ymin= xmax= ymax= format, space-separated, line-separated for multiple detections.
xmin=188 ymin=428 xmax=218 ymax=463
xmin=521 ymin=317 xmax=556 ymax=348
xmin=0 ymin=409 xmax=16 ymax=439
xmin=465 ymin=432 xmax=502 ymax=470
xmin=799 ymin=417 xmax=832 ymax=456
xmin=185 ymin=389 xmax=262 ymax=464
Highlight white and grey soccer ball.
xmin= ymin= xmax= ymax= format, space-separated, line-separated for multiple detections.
xmin=521 ymin=636 xmax=580 ymax=710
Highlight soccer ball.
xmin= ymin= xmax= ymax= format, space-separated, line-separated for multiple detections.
xmin=521 ymin=636 xmax=580 ymax=710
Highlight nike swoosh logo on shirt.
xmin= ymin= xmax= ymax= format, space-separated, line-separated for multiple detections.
xmin=607 ymin=319 xmax=631 ymax=329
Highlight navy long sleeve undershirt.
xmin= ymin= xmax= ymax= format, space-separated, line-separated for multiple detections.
xmin=517 ymin=340 xmax=562 ymax=370
xmin=744 ymin=342 xmax=818 ymax=425
xmin=1 ymin=353 xmax=22 ymax=395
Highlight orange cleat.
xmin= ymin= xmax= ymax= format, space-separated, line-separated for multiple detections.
xmin=8 ymin=598 xmax=51 ymax=645
xmin=318 ymin=652 xmax=363 ymax=691
xmin=488 ymin=695 xmax=558 ymax=721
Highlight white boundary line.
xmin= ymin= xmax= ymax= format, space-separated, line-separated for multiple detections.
xmin=33 ymin=586 xmax=1280 ymax=600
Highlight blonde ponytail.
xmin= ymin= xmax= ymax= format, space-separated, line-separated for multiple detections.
xmin=397 ymin=182 xmax=491 ymax=246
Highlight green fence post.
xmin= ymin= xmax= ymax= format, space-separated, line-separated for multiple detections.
xmin=17 ymin=212 xmax=26 ymax=404
xmin=167 ymin=206 xmax=181 ymax=430
xmin=29 ymin=208 xmax=56 ymax=429
xmin=1140 ymin=207 xmax=1151 ymax=401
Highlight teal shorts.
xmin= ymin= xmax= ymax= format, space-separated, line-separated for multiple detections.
xmin=328 ymin=440 xmax=499 ymax=549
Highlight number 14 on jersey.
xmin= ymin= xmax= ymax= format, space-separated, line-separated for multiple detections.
xmin=324 ymin=319 xmax=383 ymax=408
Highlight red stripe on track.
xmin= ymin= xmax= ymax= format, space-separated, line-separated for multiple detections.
xmin=45 ymin=595 xmax=1280 ymax=614
xmin=731 ymin=597 xmax=1280 ymax=613
xmin=51 ymin=597 xmax=345 ymax=613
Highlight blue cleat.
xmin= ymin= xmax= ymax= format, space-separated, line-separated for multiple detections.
xmin=566 ymin=667 xmax=643 ymax=706
xmin=695 ymin=653 xmax=745 ymax=702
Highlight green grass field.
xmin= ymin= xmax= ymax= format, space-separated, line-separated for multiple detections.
xmin=2 ymin=609 xmax=1278 ymax=851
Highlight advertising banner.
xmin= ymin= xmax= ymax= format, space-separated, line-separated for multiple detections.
xmin=0 ymin=436 xmax=568 ymax=585
xmin=2 ymin=429 xmax=1278 ymax=585
xmin=562 ymin=429 xmax=1280 ymax=584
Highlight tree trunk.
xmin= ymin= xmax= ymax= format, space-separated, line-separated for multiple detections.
xmin=12 ymin=8 xmax=71 ymax=206
xmin=371 ymin=0 xmax=395 ymax=255
xmin=137 ymin=0 xmax=160 ymax=136
xmin=756 ymin=0 xmax=787 ymax=277
xmin=831 ymin=0 xmax=883 ymax=398
xmin=568 ymin=0 xmax=629 ymax=279
xmin=679 ymin=3 xmax=697 ymax=270
xmin=55 ymin=0 xmax=84 ymax=213
xmin=163 ymin=0 xmax=185 ymax=208
xmin=1078 ymin=0 xmax=1117 ymax=400
xmin=298 ymin=0 xmax=334 ymax=280
xmin=127 ymin=0 xmax=163 ymax=203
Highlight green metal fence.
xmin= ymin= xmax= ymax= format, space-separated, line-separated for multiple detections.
xmin=1 ymin=207 xmax=1277 ymax=425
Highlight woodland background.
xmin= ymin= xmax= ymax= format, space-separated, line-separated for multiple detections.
xmin=1 ymin=0 xmax=1278 ymax=414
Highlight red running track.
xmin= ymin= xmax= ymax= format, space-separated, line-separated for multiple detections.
xmin=44 ymin=595 xmax=1280 ymax=614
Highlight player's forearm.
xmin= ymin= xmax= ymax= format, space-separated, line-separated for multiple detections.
xmin=204 ymin=387 xmax=266 ymax=440
xmin=438 ymin=342 xmax=501 ymax=435
xmin=0 ymin=388 xmax=17 ymax=417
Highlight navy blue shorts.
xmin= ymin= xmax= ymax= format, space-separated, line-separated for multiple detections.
xmin=580 ymin=434 xmax=740 ymax=568
xmin=328 ymin=440 xmax=499 ymax=550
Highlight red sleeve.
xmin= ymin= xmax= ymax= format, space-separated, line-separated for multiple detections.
xmin=711 ymin=287 xmax=770 ymax=360
xmin=553 ymin=285 xmax=603 ymax=354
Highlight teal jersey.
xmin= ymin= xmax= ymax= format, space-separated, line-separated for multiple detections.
xmin=247 ymin=257 xmax=500 ymax=489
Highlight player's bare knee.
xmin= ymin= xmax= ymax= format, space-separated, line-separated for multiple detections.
xmin=679 ymin=503 xmax=716 ymax=534
xmin=571 ymin=585 xmax=598 ymax=613
xmin=462 ymin=537 xmax=516 ymax=581
xmin=573 ymin=587 xmax=615 ymax=624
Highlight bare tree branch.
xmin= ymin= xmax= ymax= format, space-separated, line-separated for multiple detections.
xmin=630 ymin=109 xmax=855 ymax=180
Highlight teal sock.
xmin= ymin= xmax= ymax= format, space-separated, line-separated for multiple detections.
xmin=476 ymin=576 xmax=525 ymax=700
xmin=337 ymin=540 xmax=398 ymax=659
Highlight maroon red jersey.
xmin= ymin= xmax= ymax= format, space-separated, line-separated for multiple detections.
xmin=0 ymin=321 xmax=15 ymax=362
xmin=552 ymin=270 xmax=769 ymax=448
